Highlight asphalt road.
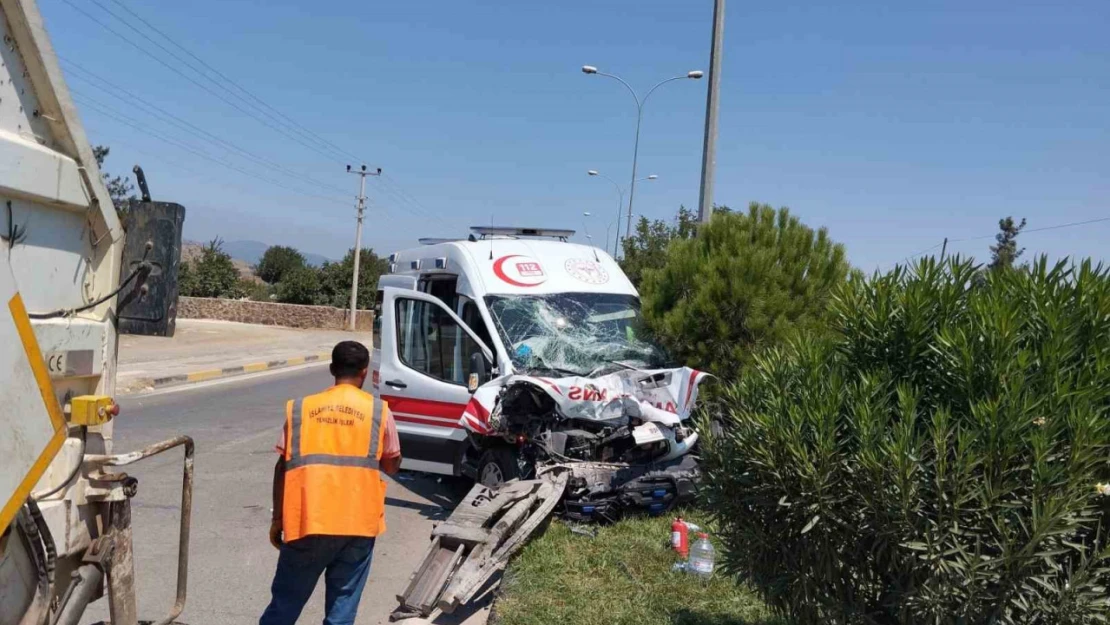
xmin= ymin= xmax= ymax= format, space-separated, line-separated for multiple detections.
xmin=82 ymin=365 xmax=488 ymax=625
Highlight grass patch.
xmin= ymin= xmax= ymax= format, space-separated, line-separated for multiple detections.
xmin=494 ymin=513 xmax=780 ymax=625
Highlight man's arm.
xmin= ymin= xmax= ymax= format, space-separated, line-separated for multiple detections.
xmin=381 ymin=454 xmax=402 ymax=475
xmin=379 ymin=406 xmax=402 ymax=475
xmin=269 ymin=456 xmax=286 ymax=548
xmin=272 ymin=456 xmax=285 ymax=517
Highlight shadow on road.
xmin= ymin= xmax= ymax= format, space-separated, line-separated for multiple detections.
xmin=384 ymin=496 xmax=451 ymax=521
xmin=391 ymin=471 xmax=472 ymax=506
xmin=386 ymin=470 xmax=473 ymax=521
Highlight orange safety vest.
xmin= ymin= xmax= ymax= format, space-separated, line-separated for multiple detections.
xmin=282 ymin=385 xmax=388 ymax=541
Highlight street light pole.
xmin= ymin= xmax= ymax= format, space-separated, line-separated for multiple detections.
xmin=582 ymin=66 xmax=702 ymax=241
xmin=588 ymin=170 xmax=657 ymax=257
xmin=346 ymin=164 xmax=381 ymax=331
xmin=697 ymin=0 xmax=725 ymax=223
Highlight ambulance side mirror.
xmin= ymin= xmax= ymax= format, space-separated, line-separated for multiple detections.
xmin=468 ymin=352 xmax=489 ymax=393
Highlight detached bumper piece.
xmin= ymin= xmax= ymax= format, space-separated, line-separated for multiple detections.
xmin=391 ymin=457 xmax=699 ymax=623
xmin=392 ymin=473 xmax=568 ymax=622
xmin=561 ymin=456 xmax=700 ymax=523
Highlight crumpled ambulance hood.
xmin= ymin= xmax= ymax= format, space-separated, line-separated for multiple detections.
xmin=460 ymin=367 xmax=709 ymax=434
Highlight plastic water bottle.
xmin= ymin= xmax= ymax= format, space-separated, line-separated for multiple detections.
xmin=687 ymin=533 xmax=715 ymax=580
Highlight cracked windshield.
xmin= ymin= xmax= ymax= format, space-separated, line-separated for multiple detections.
xmin=485 ymin=292 xmax=669 ymax=377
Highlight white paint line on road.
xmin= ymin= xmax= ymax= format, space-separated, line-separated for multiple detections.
xmin=209 ymin=428 xmax=280 ymax=454
xmin=126 ymin=360 xmax=330 ymax=399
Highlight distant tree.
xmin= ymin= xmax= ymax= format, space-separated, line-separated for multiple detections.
xmin=317 ymin=248 xmax=389 ymax=309
xmin=276 ymin=266 xmax=321 ymax=305
xmin=237 ymin=279 xmax=272 ymax=302
xmin=989 ymin=216 xmax=1027 ymax=271
xmin=256 ymin=245 xmax=306 ymax=284
xmin=178 ymin=258 xmax=197 ymax=296
xmin=92 ymin=145 xmax=137 ymax=212
xmin=183 ymin=238 xmax=242 ymax=298
xmin=620 ymin=206 xmax=698 ymax=288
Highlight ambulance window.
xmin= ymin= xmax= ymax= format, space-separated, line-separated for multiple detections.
xmin=420 ymin=275 xmax=459 ymax=310
xmin=395 ymin=297 xmax=484 ymax=386
xmin=372 ymin=290 xmax=383 ymax=349
xmin=458 ymin=296 xmax=493 ymax=351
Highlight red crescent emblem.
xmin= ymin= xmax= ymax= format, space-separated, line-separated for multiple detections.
xmin=493 ymin=254 xmax=544 ymax=287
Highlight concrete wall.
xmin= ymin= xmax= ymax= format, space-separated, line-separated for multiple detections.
xmin=179 ymin=296 xmax=373 ymax=331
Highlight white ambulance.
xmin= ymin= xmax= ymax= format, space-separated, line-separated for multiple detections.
xmin=373 ymin=227 xmax=705 ymax=506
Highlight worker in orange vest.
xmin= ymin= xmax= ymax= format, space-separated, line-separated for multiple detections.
xmin=259 ymin=341 xmax=402 ymax=625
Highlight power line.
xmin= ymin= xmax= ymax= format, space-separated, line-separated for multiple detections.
xmin=379 ymin=173 xmax=438 ymax=219
xmin=372 ymin=179 xmax=434 ymax=221
xmin=75 ymin=94 xmax=353 ymax=207
xmin=63 ymin=59 xmax=354 ymax=198
xmin=102 ymin=0 xmax=364 ymax=164
xmin=1022 ymin=216 xmax=1110 ymax=235
xmin=75 ymin=95 xmax=415 ymax=220
xmin=87 ymin=0 xmax=342 ymax=159
xmin=99 ymin=0 xmax=439 ymax=217
xmin=64 ymin=0 xmax=439 ymax=219
xmin=904 ymin=216 xmax=1110 ymax=263
xmin=902 ymin=242 xmax=943 ymax=264
xmin=58 ymin=0 xmax=349 ymax=166
xmin=98 ymin=135 xmax=325 ymax=209
xmin=67 ymin=64 xmax=422 ymax=220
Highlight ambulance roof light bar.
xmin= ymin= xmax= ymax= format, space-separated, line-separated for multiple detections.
xmin=470 ymin=226 xmax=576 ymax=242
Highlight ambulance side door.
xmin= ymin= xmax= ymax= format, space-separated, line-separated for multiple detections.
xmin=371 ymin=275 xmax=416 ymax=392
xmin=378 ymin=287 xmax=494 ymax=475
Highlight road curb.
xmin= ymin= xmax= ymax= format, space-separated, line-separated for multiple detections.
xmin=124 ymin=352 xmax=331 ymax=394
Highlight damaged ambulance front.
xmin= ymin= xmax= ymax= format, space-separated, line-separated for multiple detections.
xmin=456 ymin=249 xmax=709 ymax=521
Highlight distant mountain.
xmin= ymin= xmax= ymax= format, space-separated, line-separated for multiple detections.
xmin=219 ymin=240 xmax=333 ymax=267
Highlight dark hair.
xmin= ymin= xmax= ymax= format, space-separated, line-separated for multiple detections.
xmin=330 ymin=341 xmax=370 ymax=379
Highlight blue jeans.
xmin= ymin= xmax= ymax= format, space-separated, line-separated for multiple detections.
xmin=259 ymin=535 xmax=376 ymax=625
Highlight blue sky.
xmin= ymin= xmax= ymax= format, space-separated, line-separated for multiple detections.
xmin=42 ymin=0 xmax=1108 ymax=270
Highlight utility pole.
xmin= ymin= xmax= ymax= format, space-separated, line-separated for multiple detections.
xmin=697 ymin=0 xmax=725 ymax=223
xmin=346 ymin=164 xmax=381 ymax=331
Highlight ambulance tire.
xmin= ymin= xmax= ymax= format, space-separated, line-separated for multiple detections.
xmin=477 ymin=448 xmax=526 ymax=488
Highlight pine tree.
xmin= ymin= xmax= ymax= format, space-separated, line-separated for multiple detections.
xmin=988 ymin=216 xmax=1027 ymax=271
xmin=619 ymin=205 xmax=698 ymax=288
xmin=640 ymin=202 xmax=851 ymax=378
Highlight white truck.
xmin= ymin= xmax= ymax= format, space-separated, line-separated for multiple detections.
xmin=0 ymin=2 xmax=190 ymax=624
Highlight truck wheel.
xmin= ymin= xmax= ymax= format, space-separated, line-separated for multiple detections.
xmin=477 ymin=448 xmax=524 ymax=488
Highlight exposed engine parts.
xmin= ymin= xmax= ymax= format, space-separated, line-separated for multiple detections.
xmin=464 ymin=368 xmax=707 ymax=522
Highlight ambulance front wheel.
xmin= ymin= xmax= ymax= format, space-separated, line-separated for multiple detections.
xmin=477 ymin=447 xmax=526 ymax=488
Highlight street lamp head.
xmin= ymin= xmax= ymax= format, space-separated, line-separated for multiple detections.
xmin=582 ymin=65 xmax=598 ymax=75
xmin=583 ymin=212 xmax=592 ymax=217
xmin=688 ymin=70 xmax=704 ymax=79
xmin=646 ymin=175 xmax=658 ymax=180
xmin=361 ymin=164 xmax=367 ymax=172
xmin=346 ymin=164 xmax=351 ymax=172
xmin=587 ymin=170 xmax=599 ymax=176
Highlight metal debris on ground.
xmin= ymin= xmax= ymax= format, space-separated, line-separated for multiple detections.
xmin=568 ymin=524 xmax=598 ymax=538
xmin=391 ymin=473 xmax=569 ymax=623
